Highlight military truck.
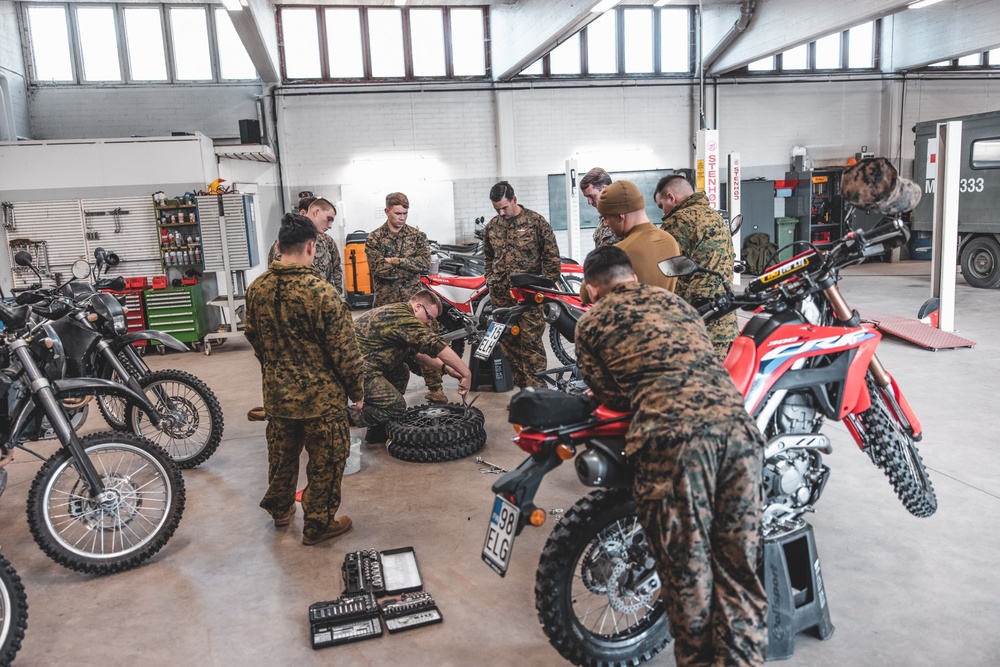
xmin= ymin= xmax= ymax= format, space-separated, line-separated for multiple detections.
xmin=913 ymin=109 xmax=1000 ymax=288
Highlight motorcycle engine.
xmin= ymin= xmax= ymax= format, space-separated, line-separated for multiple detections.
xmin=775 ymin=392 xmax=822 ymax=434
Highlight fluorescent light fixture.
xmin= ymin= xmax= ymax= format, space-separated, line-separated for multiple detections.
xmin=221 ymin=0 xmax=243 ymax=11
xmin=591 ymin=0 xmax=620 ymax=14
xmin=909 ymin=0 xmax=945 ymax=8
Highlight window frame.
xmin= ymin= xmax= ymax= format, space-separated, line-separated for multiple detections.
xmin=275 ymin=5 xmax=490 ymax=84
xmin=736 ymin=19 xmax=881 ymax=76
xmin=20 ymin=2 xmax=258 ymax=86
xmin=970 ymin=137 xmax=1000 ymax=170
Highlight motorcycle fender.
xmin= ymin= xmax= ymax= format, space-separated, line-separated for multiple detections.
xmin=839 ymin=329 xmax=881 ymax=418
xmin=491 ymin=454 xmax=563 ymax=534
xmin=887 ymin=375 xmax=922 ymax=438
xmin=53 ymin=378 xmax=160 ymax=426
xmin=114 ymin=330 xmax=189 ymax=353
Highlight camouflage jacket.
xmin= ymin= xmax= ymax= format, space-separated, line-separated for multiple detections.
xmin=660 ymin=192 xmax=739 ymax=349
xmin=268 ymin=233 xmax=343 ymax=295
xmin=245 ymin=261 xmax=364 ymax=419
xmin=354 ymin=302 xmax=447 ymax=376
xmin=365 ymin=223 xmax=431 ymax=306
xmin=592 ymin=217 xmax=622 ymax=248
xmin=575 ymin=282 xmax=749 ymax=497
xmin=483 ymin=207 xmax=561 ymax=308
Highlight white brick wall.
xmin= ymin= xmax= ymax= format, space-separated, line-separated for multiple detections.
xmin=27 ymin=84 xmax=261 ymax=141
xmin=0 ymin=0 xmax=30 ymax=138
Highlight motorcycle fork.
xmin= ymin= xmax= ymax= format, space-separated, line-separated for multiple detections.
xmin=9 ymin=341 xmax=106 ymax=495
xmin=101 ymin=343 xmax=174 ymax=410
xmin=824 ymin=283 xmax=920 ymax=436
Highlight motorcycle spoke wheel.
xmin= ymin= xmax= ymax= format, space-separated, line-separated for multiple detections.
xmin=127 ymin=369 xmax=225 ymax=469
xmin=26 ymin=432 xmax=185 ymax=575
xmin=859 ymin=374 xmax=937 ymax=518
xmin=549 ymin=325 xmax=577 ymax=366
xmin=0 ymin=553 xmax=27 ymax=666
xmin=536 ymin=488 xmax=670 ymax=667
xmin=97 ymin=368 xmax=129 ymax=431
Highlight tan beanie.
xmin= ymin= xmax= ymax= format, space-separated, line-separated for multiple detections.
xmin=597 ymin=180 xmax=645 ymax=215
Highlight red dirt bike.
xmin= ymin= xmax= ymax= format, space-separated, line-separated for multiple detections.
xmin=421 ymin=259 xmax=583 ymax=361
xmin=481 ymin=217 xmax=935 ymax=667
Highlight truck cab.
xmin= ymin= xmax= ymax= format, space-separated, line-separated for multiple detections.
xmin=913 ymin=110 xmax=1000 ymax=288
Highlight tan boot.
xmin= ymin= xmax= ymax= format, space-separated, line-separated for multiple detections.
xmin=424 ymin=389 xmax=448 ymax=404
xmin=247 ymin=406 xmax=267 ymax=421
xmin=272 ymin=504 xmax=296 ymax=527
xmin=302 ymin=516 xmax=353 ymax=545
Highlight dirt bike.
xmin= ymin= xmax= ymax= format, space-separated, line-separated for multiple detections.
xmin=481 ymin=217 xmax=935 ymax=667
xmin=16 ymin=250 xmax=225 ymax=469
xmin=0 ymin=295 xmax=185 ymax=575
xmin=423 ymin=259 xmax=584 ymax=362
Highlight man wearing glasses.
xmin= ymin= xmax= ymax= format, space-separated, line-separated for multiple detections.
xmin=351 ymin=289 xmax=472 ymax=443
xmin=484 ymin=181 xmax=561 ymax=391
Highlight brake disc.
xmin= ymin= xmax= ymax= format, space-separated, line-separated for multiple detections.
xmin=606 ymin=561 xmax=656 ymax=614
xmin=580 ymin=538 xmax=625 ymax=594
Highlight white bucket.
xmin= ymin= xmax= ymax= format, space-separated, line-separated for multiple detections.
xmin=344 ymin=436 xmax=362 ymax=475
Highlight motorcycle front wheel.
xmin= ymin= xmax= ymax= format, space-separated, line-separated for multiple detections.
xmin=535 ymin=488 xmax=671 ymax=667
xmin=859 ymin=373 xmax=937 ymax=518
xmin=0 ymin=552 xmax=27 ymax=666
xmin=26 ymin=432 xmax=185 ymax=575
xmin=125 ymin=369 xmax=225 ymax=469
xmin=548 ymin=326 xmax=577 ymax=366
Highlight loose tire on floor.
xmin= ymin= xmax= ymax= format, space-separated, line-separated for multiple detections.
xmin=26 ymin=432 xmax=185 ymax=575
xmin=125 ymin=369 xmax=225 ymax=469
xmin=536 ymin=488 xmax=671 ymax=667
xmin=859 ymin=374 xmax=937 ymax=518
xmin=385 ymin=404 xmax=486 ymax=462
xmin=0 ymin=553 xmax=27 ymax=666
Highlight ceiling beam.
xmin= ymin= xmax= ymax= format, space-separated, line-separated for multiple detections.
xmin=885 ymin=0 xmax=1000 ymax=71
xmin=706 ymin=0 xmax=913 ymax=75
xmin=492 ymin=0 xmax=604 ymax=82
xmin=224 ymin=0 xmax=280 ymax=85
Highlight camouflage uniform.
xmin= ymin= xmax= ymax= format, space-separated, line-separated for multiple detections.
xmin=354 ymin=302 xmax=447 ymax=427
xmin=483 ymin=207 xmax=561 ymax=388
xmin=269 ymin=233 xmax=343 ymax=295
xmin=592 ymin=217 xmax=622 ymax=248
xmin=660 ymin=192 xmax=739 ymax=359
xmin=245 ymin=261 xmax=364 ymax=541
xmin=365 ymin=223 xmax=442 ymax=392
xmin=575 ymin=281 xmax=768 ymax=667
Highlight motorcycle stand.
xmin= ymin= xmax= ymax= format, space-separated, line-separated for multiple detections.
xmin=763 ymin=522 xmax=835 ymax=661
xmin=470 ymin=347 xmax=514 ymax=392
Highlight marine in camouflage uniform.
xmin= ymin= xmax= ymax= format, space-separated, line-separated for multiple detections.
xmin=353 ymin=301 xmax=448 ymax=428
xmin=365 ymin=219 xmax=444 ymax=396
xmin=268 ymin=234 xmax=343 ymax=295
xmin=660 ymin=192 xmax=739 ymax=359
xmin=483 ymin=204 xmax=561 ymax=389
xmin=576 ymin=268 xmax=767 ymax=666
xmin=245 ymin=258 xmax=364 ymax=542
xmin=592 ymin=218 xmax=622 ymax=248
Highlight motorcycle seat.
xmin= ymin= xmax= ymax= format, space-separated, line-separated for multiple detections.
xmin=592 ymin=405 xmax=633 ymax=421
xmin=423 ymin=275 xmax=486 ymax=290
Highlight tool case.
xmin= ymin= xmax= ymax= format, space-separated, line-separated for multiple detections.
xmin=345 ymin=230 xmax=374 ymax=308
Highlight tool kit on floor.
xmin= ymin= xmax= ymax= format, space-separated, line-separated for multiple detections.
xmin=309 ymin=546 xmax=442 ymax=649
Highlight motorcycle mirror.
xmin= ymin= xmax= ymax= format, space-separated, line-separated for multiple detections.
xmin=106 ymin=252 xmax=121 ymax=267
xmin=71 ymin=259 xmax=91 ymax=279
xmin=13 ymin=251 xmax=33 ymax=268
xmin=658 ymin=255 xmax=699 ymax=278
xmin=729 ymin=214 xmax=743 ymax=237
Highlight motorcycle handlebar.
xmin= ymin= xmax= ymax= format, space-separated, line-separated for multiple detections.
xmin=856 ymin=218 xmax=910 ymax=250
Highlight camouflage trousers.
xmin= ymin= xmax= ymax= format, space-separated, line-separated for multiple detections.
xmin=261 ymin=414 xmax=349 ymax=540
xmin=498 ymin=306 xmax=546 ymax=389
xmin=634 ymin=421 xmax=768 ymax=667
xmin=360 ymin=364 xmax=411 ymax=427
xmin=708 ymin=312 xmax=740 ymax=362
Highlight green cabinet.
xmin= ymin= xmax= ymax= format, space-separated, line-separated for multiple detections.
xmin=144 ymin=285 xmax=207 ymax=345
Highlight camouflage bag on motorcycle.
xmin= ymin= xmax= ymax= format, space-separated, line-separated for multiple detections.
xmin=509 ymin=387 xmax=596 ymax=428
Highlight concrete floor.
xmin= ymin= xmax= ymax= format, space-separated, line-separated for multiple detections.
xmin=2 ymin=260 xmax=999 ymax=666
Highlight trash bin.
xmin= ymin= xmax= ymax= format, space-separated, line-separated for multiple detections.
xmin=774 ymin=217 xmax=798 ymax=262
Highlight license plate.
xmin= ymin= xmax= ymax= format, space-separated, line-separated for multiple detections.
xmin=474 ymin=321 xmax=505 ymax=360
xmin=482 ymin=494 xmax=519 ymax=576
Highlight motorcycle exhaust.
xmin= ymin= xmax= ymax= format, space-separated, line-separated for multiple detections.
xmin=542 ymin=302 xmax=578 ymax=344
xmin=575 ymin=441 xmax=633 ymax=488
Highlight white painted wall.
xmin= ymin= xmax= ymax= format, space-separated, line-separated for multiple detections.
xmin=0 ymin=0 xmax=30 ymax=138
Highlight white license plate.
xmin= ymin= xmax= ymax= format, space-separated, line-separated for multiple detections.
xmin=482 ymin=494 xmax=519 ymax=576
xmin=474 ymin=321 xmax=505 ymax=360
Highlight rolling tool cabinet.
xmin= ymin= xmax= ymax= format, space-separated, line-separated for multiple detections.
xmin=143 ymin=284 xmax=208 ymax=350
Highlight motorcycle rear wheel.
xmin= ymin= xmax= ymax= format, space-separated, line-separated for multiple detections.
xmin=0 ymin=552 xmax=27 ymax=666
xmin=125 ymin=369 xmax=225 ymax=469
xmin=859 ymin=374 xmax=937 ymax=518
xmin=548 ymin=326 xmax=577 ymax=366
xmin=536 ymin=488 xmax=671 ymax=667
xmin=26 ymin=432 xmax=185 ymax=575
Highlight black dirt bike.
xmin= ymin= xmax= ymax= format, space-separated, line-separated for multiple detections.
xmin=16 ymin=249 xmax=225 ymax=469
xmin=0 ymin=293 xmax=185 ymax=574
